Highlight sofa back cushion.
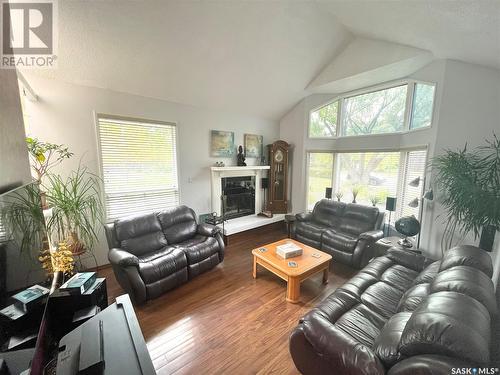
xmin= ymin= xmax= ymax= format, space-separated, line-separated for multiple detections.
xmin=312 ymin=199 xmax=346 ymax=227
xmin=412 ymin=260 xmax=441 ymax=286
xmin=399 ymin=291 xmax=491 ymax=364
xmin=158 ymin=205 xmax=198 ymax=244
xmin=439 ymin=245 xmax=493 ymax=277
xmin=114 ymin=213 xmax=167 ymax=256
xmin=430 ymin=265 xmax=497 ymax=316
xmin=338 ymin=204 xmax=380 ymax=236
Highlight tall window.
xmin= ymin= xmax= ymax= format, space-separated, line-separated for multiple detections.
xmin=306 ymin=148 xmax=427 ymax=221
xmin=309 ymin=80 xmax=435 ymax=137
xmin=97 ymin=116 xmax=179 ymax=221
xmin=336 ymin=152 xmax=401 ymax=210
xmin=307 ymin=152 xmax=334 ymax=209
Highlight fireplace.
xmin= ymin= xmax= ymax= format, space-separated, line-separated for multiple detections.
xmin=222 ymin=176 xmax=255 ymax=220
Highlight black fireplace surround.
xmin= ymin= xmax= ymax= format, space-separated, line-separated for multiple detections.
xmin=222 ymin=176 xmax=255 ymax=220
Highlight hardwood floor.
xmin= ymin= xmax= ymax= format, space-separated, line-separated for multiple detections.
xmin=98 ymin=223 xmax=356 ymax=374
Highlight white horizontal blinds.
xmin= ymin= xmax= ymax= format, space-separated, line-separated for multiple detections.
xmin=97 ymin=117 xmax=179 ymax=221
xmin=336 ymin=152 xmax=401 ymax=211
xmin=399 ymin=149 xmax=427 ymax=220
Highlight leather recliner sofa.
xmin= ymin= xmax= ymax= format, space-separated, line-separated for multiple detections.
xmin=289 ymin=245 xmax=497 ymax=374
xmin=104 ymin=205 xmax=224 ymax=304
xmin=293 ymin=199 xmax=384 ymax=269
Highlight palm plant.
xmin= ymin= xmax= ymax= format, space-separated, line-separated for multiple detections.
xmin=431 ymin=134 xmax=500 ymax=252
xmin=45 ymin=167 xmax=104 ymax=253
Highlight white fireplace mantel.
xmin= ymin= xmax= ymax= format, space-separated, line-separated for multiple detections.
xmin=210 ymin=165 xmax=270 ymax=216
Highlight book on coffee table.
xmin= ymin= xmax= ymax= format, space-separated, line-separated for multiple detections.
xmin=276 ymin=241 xmax=303 ymax=259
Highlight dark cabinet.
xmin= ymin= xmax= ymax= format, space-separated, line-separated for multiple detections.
xmin=267 ymin=141 xmax=290 ymax=213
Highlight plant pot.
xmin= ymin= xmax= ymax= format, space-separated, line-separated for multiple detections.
xmin=479 ymin=225 xmax=497 ymax=252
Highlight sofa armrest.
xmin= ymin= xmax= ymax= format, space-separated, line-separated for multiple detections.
xmin=296 ymin=212 xmax=313 ymax=222
xmin=290 ymin=314 xmax=385 ymax=375
xmin=386 ymin=248 xmax=425 ymax=272
xmin=197 ymin=223 xmax=221 ymax=237
xmin=359 ymin=230 xmax=384 ymax=242
xmin=387 ymin=355 xmax=474 ymax=375
xmin=108 ymin=248 xmax=139 ymax=267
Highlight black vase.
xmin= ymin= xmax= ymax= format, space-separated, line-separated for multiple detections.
xmin=479 ymin=225 xmax=497 ymax=252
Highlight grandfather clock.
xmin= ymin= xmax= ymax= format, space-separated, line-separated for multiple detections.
xmin=267 ymin=140 xmax=289 ymax=213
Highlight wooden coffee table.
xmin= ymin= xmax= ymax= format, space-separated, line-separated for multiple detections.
xmin=252 ymin=239 xmax=332 ymax=303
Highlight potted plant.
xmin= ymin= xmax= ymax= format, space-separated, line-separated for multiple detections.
xmin=431 ymin=134 xmax=500 ymax=252
xmin=335 ymin=191 xmax=343 ymax=202
xmin=351 ymin=185 xmax=361 ymax=204
xmin=45 ymin=166 xmax=104 ymax=254
xmin=369 ymin=195 xmax=381 ymax=207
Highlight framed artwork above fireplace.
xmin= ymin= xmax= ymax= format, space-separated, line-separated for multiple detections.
xmin=244 ymin=134 xmax=263 ymax=158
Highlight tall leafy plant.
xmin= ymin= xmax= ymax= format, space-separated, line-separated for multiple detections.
xmin=45 ymin=167 xmax=104 ymax=253
xmin=1 ymin=183 xmax=47 ymax=263
xmin=26 ymin=137 xmax=73 ymax=183
xmin=431 ymin=134 xmax=500 ymax=252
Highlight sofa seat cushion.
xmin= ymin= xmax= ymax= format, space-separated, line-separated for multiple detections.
xmin=335 ymin=302 xmax=387 ymax=347
xmin=322 ymin=230 xmax=358 ymax=253
xmin=295 ymin=221 xmax=329 ymax=242
xmin=360 ymin=281 xmax=404 ymax=319
xmin=138 ymin=246 xmax=187 ymax=284
xmin=174 ymin=235 xmax=220 ymax=264
xmin=413 ymin=260 xmax=441 ymax=286
xmin=396 ymin=283 xmax=431 ymax=313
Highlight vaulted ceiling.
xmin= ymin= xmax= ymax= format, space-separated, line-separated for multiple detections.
xmin=25 ymin=0 xmax=500 ymax=120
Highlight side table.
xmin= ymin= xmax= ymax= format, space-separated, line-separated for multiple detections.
xmin=374 ymin=236 xmax=421 ymax=257
xmin=284 ymin=214 xmax=296 ymax=238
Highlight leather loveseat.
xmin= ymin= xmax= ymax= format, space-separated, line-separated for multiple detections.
xmin=293 ymin=200 xmax=384 ymax=269
xmin=289 ymin=245 xmax=497 ymax=374
xmin=104 ymin=205 xmax=224 ymax=304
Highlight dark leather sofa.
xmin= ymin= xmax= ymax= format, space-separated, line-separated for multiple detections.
xmin=293 ymin=200 xmax=384 ymax=269
xmin=104 ymin=205 xmax=224 ymax=304
xmin=289 ymin=245 xmax=497 ymax=374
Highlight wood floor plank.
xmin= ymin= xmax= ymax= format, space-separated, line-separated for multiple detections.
xmin=98 ymin=223 xmax=356 ymax=374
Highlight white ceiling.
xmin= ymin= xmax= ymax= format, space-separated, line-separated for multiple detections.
xmin=321 ymin=0 xmax=500 ymax=71
xmin=25 ymin=0 xmax=500 ymax=120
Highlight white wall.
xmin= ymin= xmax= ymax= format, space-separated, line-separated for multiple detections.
xmin=21 ymin=74 xmax=279 ymax=266
xmin=0 ymin=70 xmax=31 ymax=191
xmin=279 ymin=59 xmax=500 ymax=272
xmin=422 ymin=60 xmax=500 ymax=278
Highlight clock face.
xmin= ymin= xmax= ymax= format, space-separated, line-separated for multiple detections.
xmin=274 ymin=149 xmax=284 ymax=163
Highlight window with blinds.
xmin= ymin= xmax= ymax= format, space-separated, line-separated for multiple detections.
xmin=335 ymin=151 xmax=401 ymax=211
xmin=97 ymin=116 xmax=179 ymax=221
xmin=399 ymin=149 xmax=428 ymax=220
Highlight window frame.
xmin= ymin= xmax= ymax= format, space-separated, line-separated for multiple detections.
xmin=307 ymin=79 xmax=436 ymax=139
xmin=94 ymin=112 xmax=181 ymax=222
xmin=304 ymin=146 xmax=428 ymax=220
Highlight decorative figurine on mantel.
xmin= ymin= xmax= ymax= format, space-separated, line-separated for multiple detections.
xmin=237 ymin=145 xmax=246 ymax=166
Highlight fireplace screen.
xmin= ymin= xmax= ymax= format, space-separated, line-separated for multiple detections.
xmin=221 ymin=176 xmax=255 ymax=219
